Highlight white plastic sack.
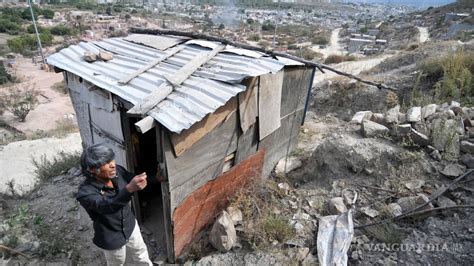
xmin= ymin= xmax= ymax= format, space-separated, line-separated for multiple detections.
xmin=317 ymin=210 xmax=354 ymax=266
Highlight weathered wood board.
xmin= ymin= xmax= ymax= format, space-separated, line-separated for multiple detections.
xmin=238 ymin=77 xmax=258 ymax=134
xmin=280 ymin=66 xmax=313 ymax=117
xmin=258 ymin=71 xmax=284 ymax=140
xmin=258 ymin=109 xmax=304 ymax=177
xmin=90 ymin=106 xmax=124 ymax=142
xmin=165 ymin=112 xmax=239 ymax=211
xmin=171 ymin=97 xmax=237 ymax=157
xmin=68 ymin=90 xmax=93 ymax=147
xmin=235 ymin=123 xmax=258 ymax=164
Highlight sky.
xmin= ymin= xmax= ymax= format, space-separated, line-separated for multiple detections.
xmin=343 ymin=0 xmax=456 ymax=7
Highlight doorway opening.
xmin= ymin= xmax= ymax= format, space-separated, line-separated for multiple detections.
xmin=127 ymin=117 xmax=167 ymax=260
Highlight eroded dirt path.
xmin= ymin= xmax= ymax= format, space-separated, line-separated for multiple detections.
xmin=312 ymin=28 xmax=344 ymax=59
xmin=314 ymin=54 xmax=394 ymax=84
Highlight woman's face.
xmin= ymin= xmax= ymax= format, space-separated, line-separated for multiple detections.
xmin=93 ymin=160 xmax=117 ymax=179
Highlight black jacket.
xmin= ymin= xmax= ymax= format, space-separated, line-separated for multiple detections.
xmin=76 ymin=165 xmax=136 ymax=250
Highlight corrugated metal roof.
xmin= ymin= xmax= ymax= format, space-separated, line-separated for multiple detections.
xmin=47 ymin=35 xmax=293 ymax=133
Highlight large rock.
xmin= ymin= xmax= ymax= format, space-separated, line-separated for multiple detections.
xmin=421 ymin=104 xmax=437 ymax=119
xmin=436 ymin=196 xmax=456 ymax=208
xmin=440 ymin=164 xmax=466 ymax=178
xmin=226 ymin=207 xmax=243 ymax=225
xmin=386 ymin=203 xmax=402 ymax=217
xmin=385 ymin=105 xmax=400 ymax=124
xmin=362 ymin=120 xmax=389 ymax=138
xmin=460 ymin=141 xmax=474 ymax=154
xmin=99 ymin=51 xmax=113 ymax=61
xmin=413 ymin=122 xmax=430 ymax=137
xmin=83 ymin=51 xmax=97 ymax=62
xmin=392 ymin=124 xmax=411 ymax=137
xmin=454 ymin=117 xmax=465 ymax=135
xmin=351 ymin=111 xmax=373 ymax=124
xmin=406 ymin=107 xmax=421 ymax=122
xmin=310 ymin=133 xmax=400 ymax=179
xmin=209 ymin=211 xmax=237 ymax=252
xmin=370 ymin=113 xmax=386 ymax=126
xmin=275 ymin=157 xmax=302 ymax=174
xmin=461 ymin=154 xmax=474 ymax=168
xmin=328 ymin=197 xmax=347 ymax=215
xmin=431 ymin=118 xmax=460 ymax=158
xmin=450 ymin=101 xmax=460 ymax=108
xmin=451 ymin=106 xmax=464 ymax=116
xmin=409 ymin=128 xmax=430 ymax=146
xmin=397 ymin=194 xmax=433 ymax=212
xmin=359 ymin=206 xmax=379 ymax=218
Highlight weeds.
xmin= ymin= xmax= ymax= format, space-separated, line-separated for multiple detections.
xmin=1 ymin=204 xmax=72 ymax=259
xmin=385 ymin=91 xmax=399 ymax=108
xmin=229 ymin=179 xmax=295 ymax=250
xmin=363 ymin=222 xmax=403 ymax=244
xmin=324 ymin=54 xmax=356 ymax=64
xmin=51 ymin=81 xmax=68 ymax=95
xmin=363 ymin=206 xmax=404 ymax=244
xmin=421 ymin=49 xmax=474 ymax=105
xmin=1 ymin=83 xmax=39 ymax=122
xmin=28 ymin=118 xmax=78 ymax=141
xmin=32 ymin=151 xmax=81 ymax=182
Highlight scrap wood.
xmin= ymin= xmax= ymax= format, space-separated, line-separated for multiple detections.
xmin=355 ymin=169 xmax=474 ymax=229
xmin=0 ymin=245 xmax=31 ymax=260
xmin=131 ymin=28 xmax=398 ymax=92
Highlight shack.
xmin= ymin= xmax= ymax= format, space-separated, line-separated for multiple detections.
xmin=47 ymin=32 xmax=315 ymax=262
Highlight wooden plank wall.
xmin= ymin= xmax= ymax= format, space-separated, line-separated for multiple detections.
xmin=164 ymin=112 xmax=239 ymax=211
xmin=166 ymin=66 xmax=313 ymax=211
xmin=65 ymin=72 xmax=127 ymax=165
xmin=258 ymin=66 xmax=313 ymax=176
xmin=68 ymin=90 xmax=93 ymax=148
xmin=259 ymin=110 xmax=304 ymax=176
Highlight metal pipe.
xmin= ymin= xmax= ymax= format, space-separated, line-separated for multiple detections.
xmin=301 ymin=66 xmax=317 ymax=125
xmin=28 ymin=0 xmax=45 ymax=65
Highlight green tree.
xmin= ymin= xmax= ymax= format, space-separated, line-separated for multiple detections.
xmin=261 ymin=21 xmax=275 ymax=31
xmin=0 ymin=64 xmax=11 ymax=85
xmin=42 ymin=9 xmax=55 ymax=19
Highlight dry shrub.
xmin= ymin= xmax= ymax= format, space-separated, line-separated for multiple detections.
xmin=421 ymin=49 xmax=474 ymax=104
xmin=229 ymin=179 xmax=295 ymax=250
xmin=32 ymin=151 xmax=81 ymax=182
xmin=385 ymin=91 xmax=399 ymax=108
xmin=324 ymin=54 xmax=356 ymax=64
xmin=2 ymin=83 xmax=39 ymax=122
xmin=51 ymin=81 xmax=68 ymax=94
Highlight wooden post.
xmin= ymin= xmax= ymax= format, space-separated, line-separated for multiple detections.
xmin=160 ymin=129 xmax=175 ymax=263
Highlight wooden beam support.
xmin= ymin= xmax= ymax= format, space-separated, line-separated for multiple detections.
xmin=134 ymin=116 xmax=156 ymax=133
xmin=127 ymin=83 xmax=173 ymax=115
xmin=118 ymin=45 xmax=183 ymax=85
xmin=128 ymin=45 xmax=225 ymax=116
xmin=162 ymin=44 xmax=225 ymax=87
xmin=129 ymin=44 xmax=227 ymax=134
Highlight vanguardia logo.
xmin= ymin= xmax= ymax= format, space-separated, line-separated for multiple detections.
xmin=359 ymin=243 xmax=464 ymax=252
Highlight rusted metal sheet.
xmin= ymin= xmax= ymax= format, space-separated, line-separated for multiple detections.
xmin=165 ymin=112 xmax=239 ymax=211
xmin=172 ymin=150 xmax=265 ymax=257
